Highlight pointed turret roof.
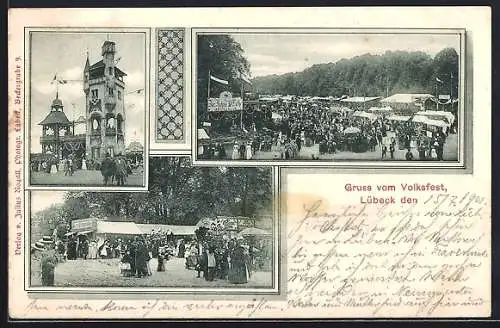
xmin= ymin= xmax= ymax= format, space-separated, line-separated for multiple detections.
xmin=39 ymin=93 xmax=71 ymax=126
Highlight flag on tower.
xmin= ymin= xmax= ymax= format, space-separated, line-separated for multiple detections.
xmin=210 ymin=74 xmax=229 ymax=85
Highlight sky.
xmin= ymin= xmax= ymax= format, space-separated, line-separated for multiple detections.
xmin=30 ymin=32 xmax=146 ymax=153
xmin=31 ymin=191 xmax=66 ymax=214
xmin=231 ymin=33 xmax=461 ymax=78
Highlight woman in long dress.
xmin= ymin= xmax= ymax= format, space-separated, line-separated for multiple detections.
xmin=157 ymin=246 xmax=166 ymax=272
xmin=231 ymin=144 xmax=240 ymax=160
xmin=245 ymin=143 xmax=253 ymax=160
xmin=228 ymin=245 xmax=248 ymax=284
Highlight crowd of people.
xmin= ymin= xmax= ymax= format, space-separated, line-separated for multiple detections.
xmin=50 ymin=228 xmax=269 ymax=285
xmin=201 ymin=100 xmax=453 ymax=161
xmin=29 ymin=151 xmax=143 ymax=185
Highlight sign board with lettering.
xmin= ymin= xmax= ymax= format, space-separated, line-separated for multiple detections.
xmin=438 ymin=94 xmax=451 ymax=100
xmin=208 ymin=92 xmax=243 ymax=112
xmin=71 ymin=218 xmax=97 ymax=232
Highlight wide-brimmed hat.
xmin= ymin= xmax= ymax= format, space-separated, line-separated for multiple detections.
xmin=41 ymin=236 xmax=53 ymax=243
xmin=32 ymin=242 xmax=45 ymax=251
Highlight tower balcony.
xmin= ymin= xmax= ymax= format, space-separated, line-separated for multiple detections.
xmin=105 ymin=127 xmax=117 ymax=136
xmin=40 ymin=135 xmax=57 ymax=143
xmin=90 ymin=129 xmax=102 ymax=136
xmin=105 ymin=95 xmax=117 ymax=105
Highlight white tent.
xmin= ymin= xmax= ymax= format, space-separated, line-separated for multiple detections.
xmin=416 ymin=111 xmax=455 ymax=125
xmin=353 ymin=111 xmax=377 ymax=120
xmin=387 ymin=114 xmax=411 ymax=122
xmin=197 ymin=128 xmax=210 ymax=140
xmin=96 ymin=221 xmax=143 ymax=235
xmin=136 ymin=224 xmax=197 ymax=236
xmin=381 ymin=93 xmax=435 ymax=104
xmin=239 ymin=227 xmax=272 ymax=236
xmin=425 ymin=118 xmax=449 ymax=127
xmin=368 ymin=106 xmax=393 ymax=112
xmin=344 ymin=127 xmax=361 ymax=134
xmin=411 ymin=115 xmax=429 ymax=124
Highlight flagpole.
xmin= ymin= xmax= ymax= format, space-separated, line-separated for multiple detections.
xmin=240 ymin=72 xmax=244 ymax=130
xmin=450 ymin=72 xmax=453 ymax=101
xmin=207 ymin=69 xmax=211 ymax=124
xmin=435 ymin=80 xmax=438 ymax=110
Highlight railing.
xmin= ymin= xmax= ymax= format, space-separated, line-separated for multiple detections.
xmin=40 ymin=135 xmax=57 ymax=142
xmin=90 ymin=129 xmax=101 ymax=136
xmin=105 ymin=127 xmax=117 ymax=136
xmin=40 ymin=134 xmax=87 ymax=142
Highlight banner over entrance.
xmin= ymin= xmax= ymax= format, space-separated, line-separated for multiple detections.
xmin=208 ymin=91 xmax=243 ymax=112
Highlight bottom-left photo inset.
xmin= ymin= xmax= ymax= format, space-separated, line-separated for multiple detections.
xmin=28 ymin=156 xmax=277 ymax=291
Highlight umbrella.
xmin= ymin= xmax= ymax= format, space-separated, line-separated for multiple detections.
xmin=343 ymin=127 xmax=361 ymax=134
xmin=239 ymin=227 xmax=272 ymax=236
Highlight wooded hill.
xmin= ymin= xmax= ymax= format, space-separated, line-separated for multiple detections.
xmin=251 ymin=48 xmax=459 ymax=98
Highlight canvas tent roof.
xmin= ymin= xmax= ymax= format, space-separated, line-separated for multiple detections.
xmin=381 ymin=93 xmax=435 ymax=104
xmin=136 ymin=224 xmax=197 ymax=235
xmin=367 ymin=106 xmax=393 ymax=112
xmin=340 ymin=96 xmax=380 ymax=103
xmin=96 ymin=221 xmax=142 ymax=235
xmin=387 ymin=114 xmax=411 ymax=122
xmin=239 ymin=227 xmax=272 ymax=236
xmin=353 ymin=111 xmax=377 ymax=120
xmin=415 ymin=111 xmax=455 ymax=124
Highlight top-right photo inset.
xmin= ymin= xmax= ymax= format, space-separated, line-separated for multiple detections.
xmin=192 ymin=29 xmax=465 ymax=167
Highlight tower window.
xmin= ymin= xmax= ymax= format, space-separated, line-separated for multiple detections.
xmin=108 ymin=88 xmax=114 ymax=96
xmin=118 ymin=90 xmax=122 ymax=100
xmin=91 ymin=89 xmax=98 ymax=98
xmin=108 ymin=67 xmax=114 ymax=76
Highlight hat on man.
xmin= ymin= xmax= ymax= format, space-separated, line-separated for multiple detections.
xmin=33 ymin=242 xmax=45 ymax=251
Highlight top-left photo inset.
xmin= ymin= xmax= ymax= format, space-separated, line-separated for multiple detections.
xmin=26 ymin=29 xmax=150 ymax=190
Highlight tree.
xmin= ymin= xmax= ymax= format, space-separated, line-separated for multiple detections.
xmin=433 ymin=47 xmax=459 ymax=98
xmin=251 ymin=47 xmax=458 ymax=98
xmin=197 ymin=35 xmax=251 ymax=124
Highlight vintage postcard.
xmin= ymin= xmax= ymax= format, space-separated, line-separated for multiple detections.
xmin=8 ymin=7 xmax=491 ymax=320
xmin=26 ymin=28 xmax=150 ymax=190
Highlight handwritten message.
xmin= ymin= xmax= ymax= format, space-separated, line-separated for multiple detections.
xmin=286 ymin=187 xmax=489 ymax=317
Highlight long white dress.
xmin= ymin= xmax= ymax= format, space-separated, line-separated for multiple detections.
xmin=232 ymin=145 xmax=240 ymax=160
xmin=245 ymin=144 xmax=252 ymax=160
xmin=50 ymin=163 xmax=58 ymax=174
xmin=81 ymin=159 xmax=87 ymax=170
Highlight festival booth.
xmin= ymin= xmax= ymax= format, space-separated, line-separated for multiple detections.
xmin=238 ymin=227 xmax=273 ymax=271
xmin=194 ymin=216 xmax=273 ymax=272
xmin=387 ymin=114 xmax=411 ymax=122
xmin=125 ymin=141 xmax=144 ymax=167
xmin=415 ymin=110 xmax=455 ymax=127
xmin=380 ymin=93 xmax=436 ymax=114
xmin=352 ymin=111 xmax=378 ymax=121
xmin=367 ymin=106 xmax=393 ymax=116
xmin=340 ymin=96 xmax=381 ymax=111
xmin=136 ymin=224 xmax=197 ymax=237
xmin=67 ymin=218 xmax=144 ymax=258
xmin=69 ymin=218 xmax=143 ymax=245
